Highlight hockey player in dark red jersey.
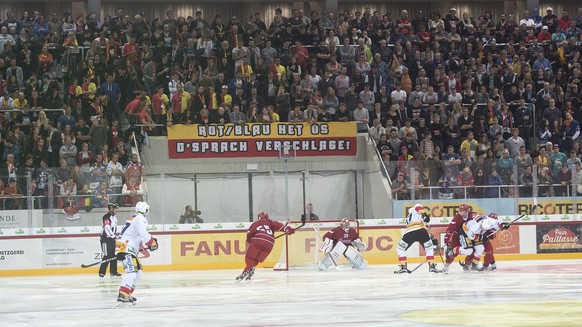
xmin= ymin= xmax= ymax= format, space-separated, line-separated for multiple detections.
xmin=442 ymin=204 xmax=477 ymax=272
xmin=317 ymin=218 xmax=368 ymax=270
xmin=236 ymin=212 xmax=295 ymax=282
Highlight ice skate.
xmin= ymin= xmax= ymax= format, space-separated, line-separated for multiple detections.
xmin=441 ymin=263 xmax=450 ymax=273
xmin=428 ymin=263 xmax=442 ymax=273
xmin=459 ymin=261 xmax=470 ymax=272
xmin=483 ymin=263 xmax=497 ymax=271
xmin=244 ymin=267 xmax=255 ymax=281
xmin=111 ymin=272 xmax=122 ymax=277
xmin=470 ymin=263 xmax=484 ymax=272
xmin=394 ymin=264 xmax=410 ymax=274
xmin=235 ymin=270 xmax=248 ymax=282
xmin=116 ymin=293 xmax=136 ymax=306
xmin=99 ymin=274 xmax=105 ymax=280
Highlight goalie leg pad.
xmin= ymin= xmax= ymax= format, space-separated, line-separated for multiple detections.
xmin=317 ymin=254 xmax=334 ymax=271
xmin=345 ymin=245 xmax=368 ymax=269
xmin=318 ymin=241 xmax=347 ymax=270
xmin=329 ymin=241 xmax=347 ymax=261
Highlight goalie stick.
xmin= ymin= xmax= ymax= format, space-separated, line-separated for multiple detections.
xmin=274 ymin=213 xmax=307 ymax=240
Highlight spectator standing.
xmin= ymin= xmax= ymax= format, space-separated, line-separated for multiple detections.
xmin=505 ymin=128 xmax=525 ymax=158
xmin=107 ymin=153 xmax=124 ymax=204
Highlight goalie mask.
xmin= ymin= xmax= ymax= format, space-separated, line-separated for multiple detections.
xmin=341 ymin=218 xmax=350 ymax=231
xmin=258 ymin=212 xmax=269 ymax=220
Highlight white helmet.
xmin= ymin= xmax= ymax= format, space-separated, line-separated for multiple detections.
xmin=135 ymin=201 xmax=150 ymax=215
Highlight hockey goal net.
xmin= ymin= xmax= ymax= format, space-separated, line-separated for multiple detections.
xmin=269 ymin=219 xmax=360 ymax=271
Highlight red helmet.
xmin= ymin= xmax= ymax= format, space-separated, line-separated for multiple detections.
xmin=488 ymin=213 xmax=498 ymax=220
xmin=341 ymin=218 xmax=350 ymax=229
xmin=257 ymin=212 xmax=269 ymax=220
xmin=459 ymin=204 xmax=469 ymax=219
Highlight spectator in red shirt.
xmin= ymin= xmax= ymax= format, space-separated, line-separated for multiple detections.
xmin=557 ymin=10 xmax=572 ymax=31
xmin=124 ymin=95 xmax=146 ymax=125
xmin=537 ymin=26 xmax=552 ymax=42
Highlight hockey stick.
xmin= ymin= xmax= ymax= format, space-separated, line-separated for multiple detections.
xmin=81 ymin=245 xmax=152 ymax=268
xmin=81 ymin=257 xmax=117 ymax=268
xmin=408 ymin=258 xmax=429 ymax=274
xmin=426 ymin=224 xmax=446 ymax=266
xmin=274 ymin=213 xmax=307 ymax=239
xmin=489 ymin=197 xmax=539 ymax=238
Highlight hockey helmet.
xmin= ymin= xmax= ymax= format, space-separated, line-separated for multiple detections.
xmin=413 ymin=203 xmax=424 ymax=212
xmin=135 ymin=201 xmax=150 ymax=215
xmin=341 ymin=218 xmax=350 ymax=228
xmin=488 ymin=213 xmax=498 ymax=220
xmin=459 ymin=204 xmax=469 ymax=219
xmin=257 ymin=212 xmax=269 ymax=220
xmin=108 ymin=203 xmax=119 ymax=210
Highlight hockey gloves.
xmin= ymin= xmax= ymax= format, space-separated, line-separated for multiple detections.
xmin=501 ymin=222 xmax=510 ymax=230
xmin=432 ymin=238 xmax=439 ymax=246
xmin=148 ymin=238 xmax=159 ymax=251
xmin=422 ymin=212 xmax=431 ymax=223
xmin=284 ymin=225 xmax=295 ymax=235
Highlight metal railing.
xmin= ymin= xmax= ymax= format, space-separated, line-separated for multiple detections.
xmin=393 ymin=163 xmax=580 ymax=201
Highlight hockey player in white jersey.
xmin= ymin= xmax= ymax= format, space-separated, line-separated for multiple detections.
xmin=453 ymin=214 xmax=503 ymax=271
xmin=394 ymin=204 xmax=441 ymax=274
xmin=115 ymin=201 xmax=158 ymax=305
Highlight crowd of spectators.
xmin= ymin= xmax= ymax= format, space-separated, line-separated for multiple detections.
xmin=0 ymin=6 xmax=581 ymax=207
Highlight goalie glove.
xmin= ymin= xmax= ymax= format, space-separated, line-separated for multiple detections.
xmin=147 ymin=237 xmax=159 ymax=251
xmin=352 ymin=239 xmax=367 ymax=252
xmin=422 ymin=212 xmax=431 ymax=223
xmin=320 ymin=238 xmax=333 ymax=254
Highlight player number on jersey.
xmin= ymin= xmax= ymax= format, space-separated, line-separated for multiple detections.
xmin=256 ymin=225 xmax=273 ymax=235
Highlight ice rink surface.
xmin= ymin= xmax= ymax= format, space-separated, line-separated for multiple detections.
xmin=1 ymin=259 xmax=581 ymax=327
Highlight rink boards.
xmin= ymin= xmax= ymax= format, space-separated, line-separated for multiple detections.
xmin=1 ymin=215 xmax=582 ymax=276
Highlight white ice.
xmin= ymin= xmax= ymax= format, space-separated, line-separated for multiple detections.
xmin=1 ymin=260 xmax=581 ymax=327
